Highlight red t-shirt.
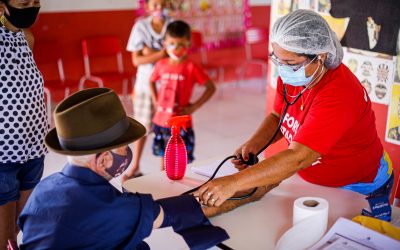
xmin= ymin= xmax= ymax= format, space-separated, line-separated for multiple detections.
xmin=150 ymin=58 xmax=210 ymax=127
xmin=273 ymin=64 xmax=383 ymax=187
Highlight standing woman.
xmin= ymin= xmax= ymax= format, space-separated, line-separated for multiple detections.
xmin=0 ymin=0 xmax=47 ymax=248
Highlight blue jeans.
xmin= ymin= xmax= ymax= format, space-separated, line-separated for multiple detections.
xmin=0 ymin=156 xmax=45 ymax=205
xmin=342 ymin=152 xmax=394 ymax=221
xmin=342 ymin=153 xmax=392 ymax=195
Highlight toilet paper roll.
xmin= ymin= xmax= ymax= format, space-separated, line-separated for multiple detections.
xmin=275 ymin=197 xmax=329 ymax=250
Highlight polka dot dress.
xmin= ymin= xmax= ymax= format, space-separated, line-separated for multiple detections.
xmin=0 ymin=27 xmax=48 ymax=163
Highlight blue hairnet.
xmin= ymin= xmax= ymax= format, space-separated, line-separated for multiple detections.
xmin=270 ymin=9 xmax=343 ymax=69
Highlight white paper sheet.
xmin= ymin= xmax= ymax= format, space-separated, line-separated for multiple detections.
xmin=309 ymin=217 xmax=400 ymax=250
xmin=191 ymin=160 xmax=238 ymax=178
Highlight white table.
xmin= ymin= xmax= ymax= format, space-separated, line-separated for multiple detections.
xmin=124 ymin=161 xmax=370 ymax=250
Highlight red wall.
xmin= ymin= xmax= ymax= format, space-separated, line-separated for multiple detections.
xmin=32 ymin=10 xmax=138 ymax=81
xmin=31 ymin=6 xmax=271 ymax=84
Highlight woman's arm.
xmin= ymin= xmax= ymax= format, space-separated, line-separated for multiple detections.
xmin=23 ymin=29 xmax=35 ymax=50
xmin=197 ymin=141 xmax=320 ymax=206
xmin=232 ymin=111 xmax=283 ymax=169
xmin=201 ymin=183 xmax=279 ymax=217
xmin=152 ymin=206 xmax=164 ymax=229
xmin=131 ymin=47 xmax=167 ymax=66
xmin=236 ymin=142 xmax=320 ymax=189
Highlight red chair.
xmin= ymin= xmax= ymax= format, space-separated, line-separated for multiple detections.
xmin=7 ymin=240 xmax=19 ymax=250
xmin=79 ymin=36 xmax=134 ymax=98
xmin=34 ymin=41 xmax=79 ymax=102
xmin=190 ymin=31 xmax=223 ymax=83
xmin=34 ymin=41 xmax=78 ymax=124
xmin=238 ymin=27 xmax=269 ymax=90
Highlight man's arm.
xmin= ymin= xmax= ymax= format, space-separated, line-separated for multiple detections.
xmin=153 ymin=206 xmax=164 ymax=229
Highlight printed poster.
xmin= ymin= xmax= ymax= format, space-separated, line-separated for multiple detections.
xmin=395 ymin=54 xmax=400 ymax=83
xmin=385 ymin=83 xmax=400 ymax=145
xmin=342 ymin=48 xmax=396 ymax=105
xmin=139 ymin=0 xmax=248 ymax=49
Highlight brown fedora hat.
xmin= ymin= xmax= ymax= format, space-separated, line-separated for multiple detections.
xmin=45 ymin=88 xmax=146 ymax=156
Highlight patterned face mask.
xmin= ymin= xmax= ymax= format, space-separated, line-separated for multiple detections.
xmin=105 ymin=147 xmax=133 ymax=178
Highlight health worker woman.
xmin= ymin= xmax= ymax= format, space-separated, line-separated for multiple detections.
xmin=196 ymin=10 xmax=393 ymax=220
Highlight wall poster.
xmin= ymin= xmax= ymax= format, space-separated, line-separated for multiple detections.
xmin=342 ymin=48 xmax=396 ymax=105
xmin=138 ymin=0 xmax=251 ymax=50
xmin=386 ymin=83 xmax=400 ymax=145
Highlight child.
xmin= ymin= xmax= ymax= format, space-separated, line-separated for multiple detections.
xmin=125 ymin=0 xmax=172 ymax=179
xmin=150 ymin=20 xmax=216 ymax=170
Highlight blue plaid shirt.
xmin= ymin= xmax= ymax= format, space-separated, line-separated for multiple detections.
xmin=18 ymin=164 xmax=159 ymax=250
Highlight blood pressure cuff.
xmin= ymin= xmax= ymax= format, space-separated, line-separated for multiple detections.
xmin=156 ymin=195 xmax=229 ymax=250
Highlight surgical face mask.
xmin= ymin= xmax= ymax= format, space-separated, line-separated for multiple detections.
xmin=166 ymin=44 xmax=188 ymax=61
xmin=4 ymin=4 xmax=40 ymax=29
xmin=278 ymin=56 xmax=319 ymax=86
xmin=105 ymin=147 xmax=133 ymax=178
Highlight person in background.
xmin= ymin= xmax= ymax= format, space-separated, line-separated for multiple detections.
xmin=150 ymin=20 xmax=216 ymax=170
xmin=195 ymin=10 xmax=394 ymax=222
xmin=18 ymin=88 xmax=269 ymax=249
xmin=124 ymin=0 xmax=172 ymax=180
xmin=0 ymin=0 xmax=48 ymax=248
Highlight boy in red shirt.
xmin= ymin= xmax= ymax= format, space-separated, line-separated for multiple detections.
xmin=150 ymin=20 xmax=216 ymax=170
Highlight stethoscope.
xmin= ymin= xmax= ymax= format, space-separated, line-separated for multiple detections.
xmin=182 ymin=61 xmax=325 ymax=200
xmin=181 ymin=84 xmax=308 ymax=199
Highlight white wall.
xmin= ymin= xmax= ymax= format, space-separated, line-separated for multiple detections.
xmin=41 ymin=0 xmax=137 ymax=12
xmin=249 ymin=0 xmax=271 ymax=5
xmin=40 ymin=0 xmax=270 ymax=13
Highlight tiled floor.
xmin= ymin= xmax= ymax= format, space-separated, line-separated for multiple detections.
xmin=42 ymin=78 xmax=267 ymax=178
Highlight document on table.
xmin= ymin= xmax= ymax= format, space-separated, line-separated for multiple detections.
xmin=191 ymin=160 xmax=239 ymax=178
xmin=309 ymin=217 xmax=400 ymax=250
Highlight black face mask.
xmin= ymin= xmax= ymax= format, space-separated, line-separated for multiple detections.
xmin=4 ymin=4 xmax=40 ymax=29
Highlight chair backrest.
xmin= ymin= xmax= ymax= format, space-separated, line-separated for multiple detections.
xmin=81 ymin=36 xmax=124 ymax=76
xmin=244 ymin=27 xmax=269 ymax=61
xmin=190 ymin=31 xmax=207 ymax=64
xmin=245 ymin=27 xmax=269 ymax=45
xmin=33 ymin=41 xmax=65 ymax=82
xmin=191 ymin=31 xmax=203 ymax=50
xmin=7 ymin=240 xmax=19 ymax=250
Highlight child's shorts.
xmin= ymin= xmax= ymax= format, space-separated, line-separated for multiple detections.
xmin=0 ymin=156 xmax=44 ymax=205
xmin=152 ymin=124 xmax=195 ymax=163
xmin=133 ymin=91 xmax=154 ymax=133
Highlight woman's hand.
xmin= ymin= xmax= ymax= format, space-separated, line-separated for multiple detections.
xmin=201 ymin=184 xmax=278 ymax=217
xmin=231 ymin=139 xmax=261 ymax=171
xmin=195 ymin=175 xmax=238 ymax=207
xmin=142 ymin=46 xmax=156 ymax=56
xmin=0 ymin=2 xmax=10 ymax=17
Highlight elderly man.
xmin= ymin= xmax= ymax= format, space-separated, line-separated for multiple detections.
xmin=17 ymin=88 xmax=267 ymax=249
